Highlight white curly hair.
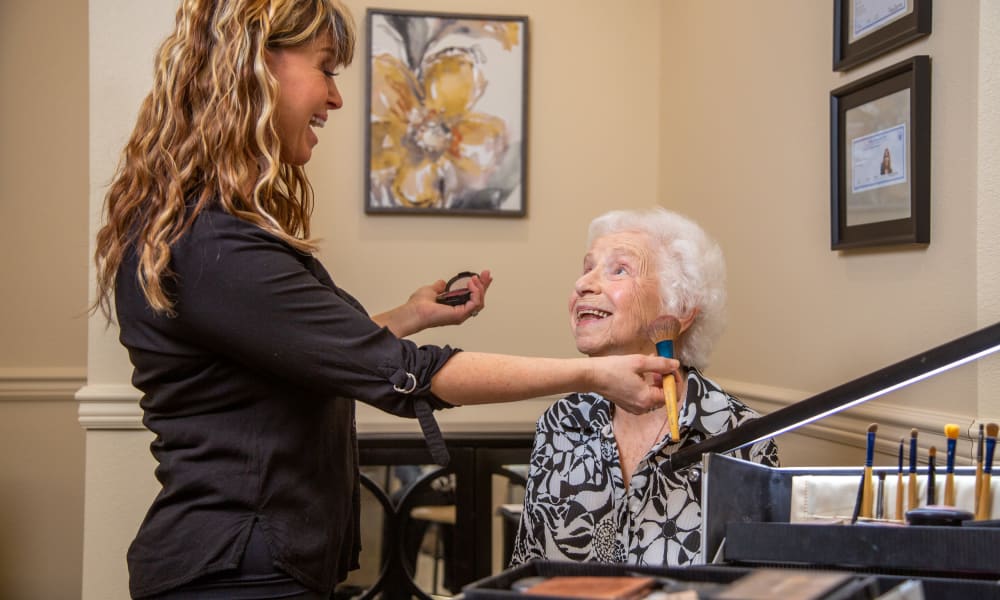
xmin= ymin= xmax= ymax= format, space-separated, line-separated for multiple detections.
xmin=587 ymin=207 xmax=727 ymax=370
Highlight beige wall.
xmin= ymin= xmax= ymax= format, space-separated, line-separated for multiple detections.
xmin=315 ymin=0 xmax=663 ymax=360
xmin=0 ymin=0 xmax=997 ymax=598
xmin=662 ymin=1 xmax=998 ymax=463
xmin=0 ymin=0 xmax=89 ymax=598
xmin=320 ymin=0 xmax=665 ymax=429
xmin=0 ymin=1 xmax=90 ymax=369
xmin=662 ymin=0 xmax=982 ymax=399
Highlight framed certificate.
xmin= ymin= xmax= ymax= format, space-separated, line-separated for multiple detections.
xmin=833 ymin=0 xmax=931 ymax=72
xmin=830 ymin=56 xmax=930 ymax=250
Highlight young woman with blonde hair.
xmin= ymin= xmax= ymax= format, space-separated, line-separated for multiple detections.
xmin=93 ymin=1 xmax=676 ymax=597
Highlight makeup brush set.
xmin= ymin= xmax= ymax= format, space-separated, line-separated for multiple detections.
xmin=701 ymin=452 xmax=1000 ymax=599
xmin=850 ymin=422 xmax=1000 ymax=526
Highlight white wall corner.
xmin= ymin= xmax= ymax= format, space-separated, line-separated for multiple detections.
xmin=978 ymin=0 xmax=1000 ymax=417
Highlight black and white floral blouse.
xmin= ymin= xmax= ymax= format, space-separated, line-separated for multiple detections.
xmin=510 ymin=368 xmax=779 ymax=567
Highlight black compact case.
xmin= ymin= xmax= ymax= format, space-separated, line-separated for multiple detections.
xmin=436 ymin=271 xmax=477 ymax=306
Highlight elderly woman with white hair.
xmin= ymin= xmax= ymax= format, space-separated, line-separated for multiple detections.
xmin=510 ymin=207 xmax=779 ymax=567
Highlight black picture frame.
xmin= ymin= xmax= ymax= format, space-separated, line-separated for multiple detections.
xmin=830 ymin=55 xmax=930 ymax=250
xmin=364 ymin=8 xmax=529 ymax=217
xmin=833 ymin=0 xmax=931 ymax=72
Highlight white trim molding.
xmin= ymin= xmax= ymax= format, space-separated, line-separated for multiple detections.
xmin=76 ymin=383 xmax=143 ymax=430
xmin=717 ymin=377 xmax=994 ymax=467
xmin=0 ymin=367 xmax=87 ymax=402
xmin=69 ymin=373 xmax=993 ymax=463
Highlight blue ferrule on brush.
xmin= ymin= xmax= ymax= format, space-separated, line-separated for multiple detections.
xmin=865 ymin=432 xmax=875 ymax=467
xmin=986 ymin=438 xmax=997 ymax=475
xmin=655 ymin=340 xmax=675 ymax=359
xmin=909 ymin=438 xmax=917 ymax=473
xmin=946 ymin=438 xmax=956 ymax=471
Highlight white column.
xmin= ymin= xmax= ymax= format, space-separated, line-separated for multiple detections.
xmin=978 ymin=1 xmax=1000 ymax=418
xmin=81 ymin=1 xmax=178 ymax=598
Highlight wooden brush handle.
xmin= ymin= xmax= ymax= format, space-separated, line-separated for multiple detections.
xmin=945 ymin=473 xmax=956 ymax=506
xmin=895 ymin=473 xmax=904 ymax=520
xmin=908 ymin=473 xmax=919 ymax=510
xmin=977 ymin=473 xmax=992 ymax=521
xmin=860 ymin=466 xmax=873 ymax=519
xmin=663 ymin=376 xmax=680 ymax=441
xmin=976 ymin=464 xmax=984 ymax=515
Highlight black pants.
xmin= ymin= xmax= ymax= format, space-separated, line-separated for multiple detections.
xmin=145 ymin=525 xmax=328 ymax=600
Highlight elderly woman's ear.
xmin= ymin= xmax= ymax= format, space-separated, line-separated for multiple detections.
xmin=677 ymin=308 xmax=700 ymax=335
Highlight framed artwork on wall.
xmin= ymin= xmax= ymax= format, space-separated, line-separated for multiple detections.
xmin=364 ymin=8 xmax=529 ymax=217
xmin=833 ymin=0 xmax=931 ymax=72
xmin=830 ymin=55 xmax=930 ymax=250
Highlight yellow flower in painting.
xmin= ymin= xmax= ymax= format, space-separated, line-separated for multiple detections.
xmin=369 ymin=48 xmax=510 ymax=209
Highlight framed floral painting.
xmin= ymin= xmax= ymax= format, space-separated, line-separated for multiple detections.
xmin=364 ymin=9 xmax=528 ymax=216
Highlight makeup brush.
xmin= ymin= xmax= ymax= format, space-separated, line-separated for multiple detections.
xmin=926 ymin=446 xmax=937 ymax=506
xmin=850 ymin=469 xmax=864 ymax=525
xmin=860 ymin=423 xmax=877 ymax=518
xmin=975 ymin=422 xmax=998 ymax=521
xmin=649 ymin=317 xmax=681 ymax=441
xmin=944 ymin=424 xmax=959 ymax=506
xmin=908 ymin=429 xmax=919 ymax=510
xmin=976 ymin=423 xmax=985 ymax=515
xmin=895 ymin=438 xmax=905 ymax=520
xmin=876 ymin=471 xmax=887 ymax=520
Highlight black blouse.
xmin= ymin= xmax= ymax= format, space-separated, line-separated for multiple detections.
xmin=117 ymin=204 xmax=457 ymax=598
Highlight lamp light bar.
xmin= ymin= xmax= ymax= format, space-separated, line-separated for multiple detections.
xmin=665 ymin=321 xmax=1000 ymax=473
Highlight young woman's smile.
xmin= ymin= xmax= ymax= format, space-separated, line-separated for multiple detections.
xmin=267 ymin=30 xmax=344 ymax=166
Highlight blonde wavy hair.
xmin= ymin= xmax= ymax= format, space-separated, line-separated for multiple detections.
xmin=94 ymin=0 xmax=355 ymax=318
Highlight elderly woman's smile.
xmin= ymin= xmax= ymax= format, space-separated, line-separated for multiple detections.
xmin=576 ymin=307 xmax=612 ymax=323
